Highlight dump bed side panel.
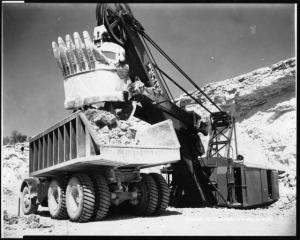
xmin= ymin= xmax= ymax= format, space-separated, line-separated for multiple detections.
xmin=29 ymin=111 xmax=100 ymax=176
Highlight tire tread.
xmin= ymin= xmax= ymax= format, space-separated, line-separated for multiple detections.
xmin=51 ymin=177 xmax=68 ymax=219
xmin=133 ymin=173 xmax=159 ymax=216
xmin=92 ymin=174 xmax=111 ymax=221
xmin=150 ymin=173 xmax=170 ymax=215
xmin=67 ymin=173 xmax=95 ymax=223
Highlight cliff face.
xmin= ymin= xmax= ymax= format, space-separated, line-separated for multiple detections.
xmin=177 ymin=58 xmax=296 ymax=175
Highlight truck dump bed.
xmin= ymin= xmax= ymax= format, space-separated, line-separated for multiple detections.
xmin=29 ymin=111 xmax=180 ymax=177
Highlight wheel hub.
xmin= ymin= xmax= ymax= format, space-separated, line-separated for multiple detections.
xmin=48 ymin=186 xmax=59 ymax=210
xmin=23 ymin=194 xmax=30 ymax=207
xmin=68 ymin=185 xmax=80 ymax=212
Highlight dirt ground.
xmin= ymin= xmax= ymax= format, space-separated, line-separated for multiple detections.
xmin=2 ymin=191 xmax=296 ymax=237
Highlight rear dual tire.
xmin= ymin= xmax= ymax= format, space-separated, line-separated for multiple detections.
xmin=66 ymin=173 xmax=96 ymax=222
xmin=48 ymin=178 xmax=68 ymax=219
xmin=150 ymin=173 xmax=170 ymax=215
xmin=132 ymin=173 xmax=170 ymax=216
xmin=91 ymin=174 xmax=111 ymax=221
xmin=132 ymin=173 xmax=158 ymax=216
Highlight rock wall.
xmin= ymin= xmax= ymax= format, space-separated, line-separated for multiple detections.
xmin=2 ymin=143 xmax=30 ymax=196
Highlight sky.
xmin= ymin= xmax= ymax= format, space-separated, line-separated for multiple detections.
xmin=2 ymin=3 xmax=295 ymax=137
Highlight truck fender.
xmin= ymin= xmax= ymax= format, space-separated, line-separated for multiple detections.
xmin=20 ymin=177 xmax=40 ymax=198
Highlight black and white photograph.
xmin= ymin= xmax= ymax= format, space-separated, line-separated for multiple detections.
xmin=1 ymin=2 xmax=296 ymax=237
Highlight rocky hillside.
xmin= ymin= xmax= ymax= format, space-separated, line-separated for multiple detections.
xmin=177 ymin=58 xmax=296 ymax=173
xmin=2 ymin=143 xmax=30 ymax=196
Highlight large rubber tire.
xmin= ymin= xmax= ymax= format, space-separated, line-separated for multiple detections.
xmin=150 ymin=173 xmax=170 ymax=215
xmin=66 ymin=174 xmax=95 ymax=222
xmin=132 ymin=173 xmax=158 ymax=216
xmin=22 ymin=186 xmax=38 ymax=215
xmin=48 ymin=178 xmax=68 ymax=219
xmin=91 ymin=174 xmax=111 ymax=221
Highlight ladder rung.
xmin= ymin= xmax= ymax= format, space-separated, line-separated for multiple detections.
xmin=209 ymin=141 xmax=229 ymax=145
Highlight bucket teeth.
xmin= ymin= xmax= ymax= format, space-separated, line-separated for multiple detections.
xmin=83 ymin=31 xmax=96 ymax=70
xmin=52 ymin=41 xmax=65 ymax=77
xmin=65 ymin=34 xmax=80 ymax=73
xmin=58 ymin=36 xmax=72 ymax=76
xmin=52 ymin=30 xmax=98 ymax=77
xmin=73 ymin=32 xmax=90 ymax=71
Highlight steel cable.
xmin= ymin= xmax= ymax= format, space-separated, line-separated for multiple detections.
xmin=141 ymin=32 xmax=223 ymax=113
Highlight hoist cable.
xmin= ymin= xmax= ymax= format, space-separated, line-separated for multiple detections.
xmin=155 ymin=65 xmax=212 ymax=114
xmin=141 ymin=31 xmax=223 ymax=112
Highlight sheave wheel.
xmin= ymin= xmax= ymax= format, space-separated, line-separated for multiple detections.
xmin=22 ymin=186 xmax=38 ymax=215
xmin=150 ymin=173 xmax=170 ymax=215
xmin=132 ymin=173 xmax=158 ymax=216
xmin=48 ymin=178 xmax=68 ymax=219
xmin=91 ymin=174 xmax=111 ymax=221
xmin=103 ymin=5 xmax=127 ymax=47
xmin=66 ymin=173 xmax=95 ymax=222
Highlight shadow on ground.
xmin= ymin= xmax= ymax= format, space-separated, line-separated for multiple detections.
xmin=37 ymin=210 xmax=51 ymax=218
xmin=103 ymin=204 xmax=182 ymax=222
xmin=35 ymin=206 xmax=182 ymax=223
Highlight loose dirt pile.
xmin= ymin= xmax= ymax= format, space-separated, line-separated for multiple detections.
xmin=84 ymin=108 xmax=149 ymax=145
xmin=3 ymin=211 xmax=53 ymax=229
xmin=2 ymin=143 xmax=30 ymax=196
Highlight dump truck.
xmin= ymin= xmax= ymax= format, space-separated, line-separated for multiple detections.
xmin=20 ymin=3 xmax=279 ymax=222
